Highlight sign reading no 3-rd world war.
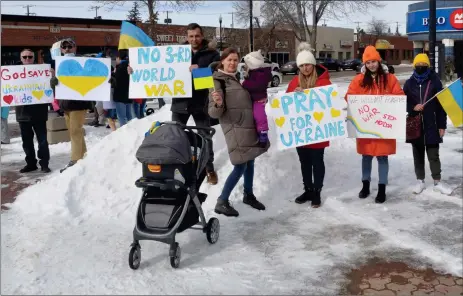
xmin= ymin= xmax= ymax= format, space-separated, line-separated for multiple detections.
xmin=128 ymin=45 xmax=192 ymax=98
xmin=267 ymin=84 xmax=348 ymax=150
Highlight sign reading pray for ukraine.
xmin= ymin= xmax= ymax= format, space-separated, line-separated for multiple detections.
xmin=54 ymin=56 xmax=111 ymax=101
xmin=267 ymin=84 xmax=348 ymax=150
xmin=128 ymin=45 xmax=192 ymax=99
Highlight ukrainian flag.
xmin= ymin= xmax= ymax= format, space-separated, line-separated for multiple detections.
xmin=192 ymin=67 xmax=214 ymax=90
xmin=118 ymin=21 xmax=155 ymax=50
xmin=436 ymin=79 xmax=463 ymax=127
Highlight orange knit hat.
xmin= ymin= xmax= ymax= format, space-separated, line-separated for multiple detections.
xmin=362 ymin=46 xmax=382 ymax=63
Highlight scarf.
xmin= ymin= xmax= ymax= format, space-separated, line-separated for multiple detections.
xmin=412 ymin=69 xmax=430 ymax=85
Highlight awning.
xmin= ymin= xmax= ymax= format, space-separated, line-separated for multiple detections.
xmin=375 ymin=39 xmax=394 ymax=50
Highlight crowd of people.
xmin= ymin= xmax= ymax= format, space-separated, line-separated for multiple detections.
xmin=0 ymin=23 xmax=454 ymax=215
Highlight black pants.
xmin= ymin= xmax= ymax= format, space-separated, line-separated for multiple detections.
xmin=19 ymin=121 xmax=50 ymax=168
xmin=296 ymin=147 xmax=325 ymax=189
xmin=172 ymin=112 xmax=214 ymax=172
xmin=412 ymin=142 xmax=441 ymax=180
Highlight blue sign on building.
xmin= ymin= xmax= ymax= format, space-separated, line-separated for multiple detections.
xmin=407 ymin=7 xmax=463 ymax=34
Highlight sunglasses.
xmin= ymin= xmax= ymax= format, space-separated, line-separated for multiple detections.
xmin=61 ymin=45 xmax=73 ymax=50
xmin=22 ymin=56 xmax=34 ymax=59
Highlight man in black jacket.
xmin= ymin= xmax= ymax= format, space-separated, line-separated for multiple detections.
xmin=113 ymin=49 xmax=134 ymax=126
xmin=171 ymin=23 xmax=220 ymax=185
xmin=16 ymin=49 xmax=51 ymax=173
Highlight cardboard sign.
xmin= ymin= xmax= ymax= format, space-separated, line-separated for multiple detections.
xmin=50 ymin=41 xmax=62 ymax=60
xmin=1 ymin=64 xmax=54 ymax=106
xmin=128 ymin=45 xmax=192 ymax=98
xmin=346 ymin=95 xmax=407 ymax=139
xmin=54 ymin=56 xmax=111 ymax=101
xmin=267 ymin=84 xmax=348 ymax=150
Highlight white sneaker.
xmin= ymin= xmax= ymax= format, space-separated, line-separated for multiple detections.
xmin=433 ymin=181 xmax=453 ymax=195
xmin=413 ymin=180 xmax=426 ymax=194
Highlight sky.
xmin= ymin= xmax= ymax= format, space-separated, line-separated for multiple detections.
xmin=0 ymin=1 xmax=415 ymax=34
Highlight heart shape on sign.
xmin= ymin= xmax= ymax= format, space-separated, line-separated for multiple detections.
xmin=3 ymin=95 xmax=13 ymax=105
xmin=57 ymin=59 xmax=109 ymax=96
xmin=275 ymin=117 xmax=286 ymax=127
xmin=304 ymin=89 xmax=310 ymax=94
xmin=313 ymin=112 xmax=324 ymax=124
xmin=331 ymin=91 xmax=338 ymax=97
xmin=331 ymin=108 xmax=341 ymax=118
xmin=32 ymin=90 xmax=44 ymax=100
xmin=271 ymin=99 xmax=280 ymax=109
xmin=44 ymin=89 xmax=53 ymax=97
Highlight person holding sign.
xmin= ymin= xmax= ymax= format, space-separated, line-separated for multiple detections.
xmin=345 ymin=46 xmax=404 ymax=204
xmin=113 ymin=50 xmax=135 ymax=126
xmin=403 ymin=54 xmax=452 ymax=195
xmin=209 ymin=48 xmax=269 ymax=217
xmin=16 ymin=49 xmax=51 ymax=173
xmin=286 ymin=42 xmax=332 ymax=208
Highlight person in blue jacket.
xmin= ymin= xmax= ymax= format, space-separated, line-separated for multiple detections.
xmin=403 ymin=53 xmax=452 ymax=196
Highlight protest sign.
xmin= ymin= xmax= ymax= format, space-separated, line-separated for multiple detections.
xmin=54 ymin=56 xmax=111 ymax=101
xmin=346 ymin=95 xmax=407 ymax=139
xmin=128 ymin=45 xmax=192 ymax=98
xmin=1 ymin=64 xmax=54 ymax=106
xmin=267 ymin=84 xmax=348 ymax=150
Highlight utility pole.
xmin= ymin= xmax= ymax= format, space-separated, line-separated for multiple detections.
xmin=90 ymin=6 xmax=101 ymax=18
xmin=429 ymin=0 xmax=436 ymax=71
xmin=161 ymin=10 xmax=173 ymax=25
xmin=249 ymin=0 xmax=254 ymax=52
xmin=23 ymin=5 xmax=35 ymax=16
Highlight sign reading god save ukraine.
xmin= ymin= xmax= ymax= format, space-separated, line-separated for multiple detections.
xmin=1 ymin=64 xmax=54 ymax=106
xmin=267 ymin=85 xmax=347 ymax=150
xmin=128 ymin=45 xmax=192 ymax=98
xmin=54 ymin=56 xmax=111 ymax=101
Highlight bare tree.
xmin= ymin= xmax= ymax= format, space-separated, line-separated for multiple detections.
xmin=96 ymin=0 xmax=202 ymax=39
xmin=367 ymin=17 xmax=388 ymax=39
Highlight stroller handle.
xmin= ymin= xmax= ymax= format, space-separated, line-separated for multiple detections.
xmin=164 ymin=121 xmax=216 ymax=137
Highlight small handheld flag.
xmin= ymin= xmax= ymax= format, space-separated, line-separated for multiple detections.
xmin=436 ymin=79 xmax=462 ymax=127
xmin=118 ymin=21 xmax=155 ymax=50
xmin=192 ymin=67 xmax=215 ymax=90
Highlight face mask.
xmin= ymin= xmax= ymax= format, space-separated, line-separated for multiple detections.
xmin=415 ymin=66 xmax=429 ymax=75
xmin=64 ymin=53 xmax=75 ymax=57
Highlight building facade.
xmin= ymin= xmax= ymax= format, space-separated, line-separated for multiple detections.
xmin=354 ymin=34 xmax=414 ymax=65
xmin=406 ymin=1 xmax=462 ymax=77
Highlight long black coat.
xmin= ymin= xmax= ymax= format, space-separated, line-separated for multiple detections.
xmin=403 ymin=71 xmax=447 ymax=145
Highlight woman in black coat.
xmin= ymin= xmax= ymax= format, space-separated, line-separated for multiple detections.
xmin=403 ymin=53 xmax=452 ymax=196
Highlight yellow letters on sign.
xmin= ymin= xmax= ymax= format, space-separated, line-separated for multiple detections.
xmin=144 ymin=80 xmax=186 ymax=97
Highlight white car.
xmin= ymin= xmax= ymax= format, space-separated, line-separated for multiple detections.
xmin=237 ymin=57 xmax=280 ymax=73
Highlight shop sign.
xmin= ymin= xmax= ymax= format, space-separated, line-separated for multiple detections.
xmin=50 ymin=25 xmax=60 ymax=33
xmin=340 ymin=40 xmax=353 ymax=47
xmin=407 ymin=7 xmax=463 ymax=34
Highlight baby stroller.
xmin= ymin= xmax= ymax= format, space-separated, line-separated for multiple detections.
xmin=129 ymin=121 xmax=219 ymax=269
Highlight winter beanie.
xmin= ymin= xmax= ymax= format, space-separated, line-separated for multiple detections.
xmin=413 ymin=53 xmax=430 ymax=68
xmin=296 ymin=42 xmax=316 ymax=67
xmin=362 ymin=46 xmax=381 ymax=63
xmin=244 ymin=50 xmax=265 ymax=70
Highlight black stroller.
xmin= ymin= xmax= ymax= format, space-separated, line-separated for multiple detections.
xmin=129 ymin=121 xmax=220 ymax=269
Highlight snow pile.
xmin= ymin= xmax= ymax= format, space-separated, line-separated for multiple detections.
xmin=1 ymin=84 xmax=462 ymax=294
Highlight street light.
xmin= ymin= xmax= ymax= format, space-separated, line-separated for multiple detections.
xmin=219 ymin=15 xmax=223 ymax=52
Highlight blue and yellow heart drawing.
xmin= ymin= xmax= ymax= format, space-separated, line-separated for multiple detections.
xmin=57 ymin=59 xmax=109 ymax=96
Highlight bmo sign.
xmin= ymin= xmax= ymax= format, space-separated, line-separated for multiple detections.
xmin=407 ymin=7 xmax=463 ymax=34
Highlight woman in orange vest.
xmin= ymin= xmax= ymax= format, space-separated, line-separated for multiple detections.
xmin=345 ymin=46 xmax=404 ymax=203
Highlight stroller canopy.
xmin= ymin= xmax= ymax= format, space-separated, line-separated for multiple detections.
xmin=136 ymin=124 xmax=192 ymax=165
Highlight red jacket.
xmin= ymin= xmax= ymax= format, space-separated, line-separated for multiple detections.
xmin=286 ymin=65 xmax=332 ymax=149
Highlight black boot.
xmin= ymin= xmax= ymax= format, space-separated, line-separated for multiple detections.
xmin=311 ymin=188 xmax=321 ymax=208
xmin=243 ymin=192 xmax=266 ymax=210
xmin=214 ymin=199 xmax=239 ymax=217
xmin=358 ymin=180 xmax=370 ymax=198
xmin=41 ymin=166 xmax=51 ymax=173
xmin=19 ymin=165 xmax=38 ymax=173
xmin=295 ymin=187 xmax=313 ymax=204
xmin=375 ymin=184 xmax=386 ymax=204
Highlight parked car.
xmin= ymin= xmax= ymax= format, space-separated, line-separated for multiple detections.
xmin=280 ymin=61 xmax=299 ymax=75
xmin=341 ymin=59 xmax=362 ymax=71
xmin=356 ymin=61 xmax=395 ymax=74
xmin=237 ymin=56 xmax=280 ymax=74
xmin=236 ymin=70 xmax=282 ymax=88
xmin=316 ymin=58 xmax=343 ymax=72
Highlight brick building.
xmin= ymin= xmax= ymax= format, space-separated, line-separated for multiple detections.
xmin=354 ymin=33 xmax=414 ymax=65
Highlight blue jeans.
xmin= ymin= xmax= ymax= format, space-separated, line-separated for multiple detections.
xmin=362 ymin=155 xmax=389 ymax=185
xmin=115 ymin=102 xmax=134 ymax=126
xmin=220 ymin=160 xmax=254 ymax=201
xmin=133 ymin=100 xmax=146 ymax=119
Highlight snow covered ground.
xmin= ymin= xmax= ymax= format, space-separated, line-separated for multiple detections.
xmin=1 ymin=81 xmax=462 ymax=295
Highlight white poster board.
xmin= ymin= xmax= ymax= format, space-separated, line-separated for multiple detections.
xmin=346 ymin=95 xmax=407 ymax=139
xmin=1 ymin=64 xmax=54 ymax=106
xmin=267 ymin=84 xmax=348 ymax=150
xmin=50 ymin=41 xmax=61 ymax=60
xmin=54 ymin=56 xmax=111 ymax=101
xmin=128 ymin=45 xmax=192 ymax=99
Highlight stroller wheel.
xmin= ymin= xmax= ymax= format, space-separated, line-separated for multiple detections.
xmin=129 ymin=244 xmax=141 ymax=270
xmin=170 ymin=243 xmax=181 ymax=268
xmin=206 ymin=218 xmax=220 ymax=244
